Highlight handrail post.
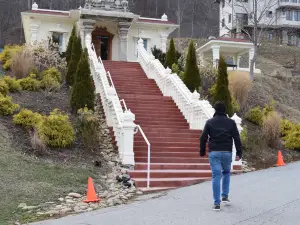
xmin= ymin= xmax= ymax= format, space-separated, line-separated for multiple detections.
xmin=122 ymin=110 xmax=136 ymax=166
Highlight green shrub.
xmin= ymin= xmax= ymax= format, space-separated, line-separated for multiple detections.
xmin=0 ymin=80 xmax=9 ymax=96
xmin=2 ymin=76 xmax=22 ymax=92
xmin=284 ymin=131 xmax=300 ymax=150
xmin=70 ymin=48 xmax=95 ymax=111
xmin=165 ymin=38 xmax=177 ymax=69
xmin=183 ymin=40 xmax=201 ymax=92
xmin=262 ymin=99 xmax=275 ymax=117
xmin=245 ymin=106 xmax=263 ymax=125
xmin=18 ymin=74 xmax=41 ymax=91
xmin=280 ymin=119 xmax=295 ymax=137
xmin=66 ymin=25 xmax=76 ymax=65
xmin=3 ymin=59 xmax=13 ymax=71
xmin=40 ymin=67 xmax=62 ymax=83
xmin=0 ymin=45 xmax=24 ymax=70
xmin=40 ymin=74 xmax=60 ymax=91
xmin=232 ymin=95 xmax=240 ymax=113
xmin=37 ymin=109 xmax=75 ymax=148
xmin=212 ymin=56 xmax=233 ymax=116
xmin=13 ymin=109 xmax=43 ymax=129
xmin=151 ymin=45 xmax=166 ymax=65
xmin=77 ymin=107 xmax=101 ymax=151
xmin=240 ymin=126 xmax=248 ymax=146
xmin=66 ymin=35 xmax=82 ymax=85
xmin=0 ymin=94 xmax=20 ymax=115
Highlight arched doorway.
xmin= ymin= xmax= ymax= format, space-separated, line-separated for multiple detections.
xmin=92 ymin=27 xmax=114 ymax=60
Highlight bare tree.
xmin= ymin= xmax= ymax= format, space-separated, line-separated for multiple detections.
xmin=222 ymin=0 xmax=277 ymax=79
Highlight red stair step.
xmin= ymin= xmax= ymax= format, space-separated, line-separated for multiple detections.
xmin=134 ymin=163 xmax=211 ymax=170
xmin=134 ymin=157 xmax=209 ymax=163
xmin=129 ymin=170 xmax=212 ymax=179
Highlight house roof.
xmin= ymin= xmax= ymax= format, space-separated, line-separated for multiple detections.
xmin=137 ymin=18 xmax=177 ymax=25
xmin=215 ymin=37 xmax=250 ymax=43
xmin=24 ymin=10 xmax=70 ymax=16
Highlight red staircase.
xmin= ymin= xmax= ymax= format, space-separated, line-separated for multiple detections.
xmin=103 ymin=61 xmax=240 ymax=192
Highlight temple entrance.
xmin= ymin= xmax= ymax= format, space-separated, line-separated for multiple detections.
xmin=92 ymin=27 xmax=114 ymax=60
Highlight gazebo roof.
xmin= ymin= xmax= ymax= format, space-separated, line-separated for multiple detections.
xmin=197 ymin=37 xmax=254 ymax=55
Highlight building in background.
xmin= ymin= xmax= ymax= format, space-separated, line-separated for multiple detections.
xmin=21 ymin=1 xmax=178 ymax=62
xmin=218 ymin=0 xmax=300 ymax=46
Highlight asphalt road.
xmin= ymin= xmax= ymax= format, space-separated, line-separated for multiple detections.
xmin=31 ymin=162 xmax=300 ymax=225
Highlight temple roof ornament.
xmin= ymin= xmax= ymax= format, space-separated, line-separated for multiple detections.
xmin=84 ymin=0 xmax=129 ymax=12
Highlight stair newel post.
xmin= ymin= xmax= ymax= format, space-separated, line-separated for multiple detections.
xmin=121 ymin=110 xmax=136 ymax=166
xmin=231 ymin=113 xmax=243 ymax=168
xmin=163 ymin=67 xmax=172 ymax=96
xmin=106 ymin=87 xmax=115 ymax=127
xmin=190 ymin=91 xmax=202 ymax=129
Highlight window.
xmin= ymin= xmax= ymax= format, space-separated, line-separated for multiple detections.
xmin=51 ymin=32 xmax=63 ymax=52
xmin=294 ymin=11 xmax=300 ymax=21
xmin=236 ymin=13 xmax=248 ymax=26
xmin=267 ymin=11 xmax=273 ymax=18
xmin=228 ymin=14 xmax=232 ymax=23
xmin=222 ymin=18 xmax=225 ymax=27
xmin=222 ymin=0 xmax=225 ymax=8
xmin=143 ymin=39 xmax=148 ymax=51
xmin=286 ymin=10 xmax=293 ymax=20
xmin=288 ymin=35 xmax=298 ymax=46
xmin=292 ymin=0 xmax=297 ymax=3
xmin=268 ymin=32 xmax=273 ymax=41
xmin=237 ymin=0 xmax=248 ymax=2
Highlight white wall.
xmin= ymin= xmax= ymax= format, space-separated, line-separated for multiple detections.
xmin=128 ymin=24 xmax=169 ymax=62
xmin=22 ymin=14 xmax=75 ymax=52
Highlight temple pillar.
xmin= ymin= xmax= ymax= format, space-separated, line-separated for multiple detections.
xmin=119 ymin=22 xmax=131 ymax=61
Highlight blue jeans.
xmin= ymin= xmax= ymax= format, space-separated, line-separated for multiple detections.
xmin=209 ymin=151 xmax=232 ymax=205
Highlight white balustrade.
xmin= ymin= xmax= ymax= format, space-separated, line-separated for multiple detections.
xmin=86 ymin=35 xmax=136 ymax=166
xmin=136 ymin=38 xmax=243 ymax=167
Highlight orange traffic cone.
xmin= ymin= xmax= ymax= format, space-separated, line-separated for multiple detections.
xmin=276 ymin=151 xmax=286 ymax=167
xmin=83 ymin=177 xmax=100 ymax=203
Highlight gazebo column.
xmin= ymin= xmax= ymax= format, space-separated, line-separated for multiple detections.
xmin=211 ymin=45 xmax=220 ymax=68
xmin=237 ymin=55 xmax=241 ymax=70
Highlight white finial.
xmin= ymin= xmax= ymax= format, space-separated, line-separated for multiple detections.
xmin=161 ymin=13 xmax=168 ymax=21
xmin=191 ymin=90 xmax=200 ymax=102
xmin=138 ymin=38 xmax=144 ymax=46
xmin=165 ymin=67 xmax=172 ymax=74
xmin=231 ymin=113 xmax=242 ymax=124
xmin=32 ymin=2 xmax=38 ymax=10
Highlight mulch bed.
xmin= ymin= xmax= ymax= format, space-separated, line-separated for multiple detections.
xmin=0 ymin=85 xmax=109 ymax=170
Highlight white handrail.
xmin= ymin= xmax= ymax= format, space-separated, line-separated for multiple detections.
xmin=106 ymin=71 xmax=115 ymax=90
xmin=120 ymin=99 xmax=128 ymax=111
xmin=135 ymin=125 xmax=151 ymax=188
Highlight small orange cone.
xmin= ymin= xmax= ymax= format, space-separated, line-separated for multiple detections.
xmin=83 ymin=177 xmax=100 ymax=203
xmin=276 ymin=151 xmax=286 ymax=167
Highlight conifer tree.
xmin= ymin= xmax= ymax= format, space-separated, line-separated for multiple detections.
xmin=65 ymin=25 xmax=76 ymax=65
xmin=165 ymin=38 xmax=177 ymax=69
xmin=213 ymin=56 xmax=233 ymax=117
xmin=66 ymin=35 xmax=82 ymax=86
xmin=70 ymin=48 xmax=95 ymax=111
xmin=183 ymin=40 xmax=201 ymax=92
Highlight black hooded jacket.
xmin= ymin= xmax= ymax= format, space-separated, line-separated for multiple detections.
xmin=200 ymin=112 xmax=242 ymax=158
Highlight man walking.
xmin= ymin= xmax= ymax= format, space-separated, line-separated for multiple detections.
xmin=200 ymin=101 xmax=242 ymax=211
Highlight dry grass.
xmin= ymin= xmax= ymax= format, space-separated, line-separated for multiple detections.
xmin=11 ymin=48 xmax=35 ymax=79
xmin=228 ymin=71 xmax=253 ymax=110
xmin=262 ymin=112 xmax=281 ymax=147
xmin=30 ymin=130 xmax=47 ymax=155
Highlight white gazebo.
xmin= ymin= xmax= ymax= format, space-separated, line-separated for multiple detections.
xmin=197 ymin=37 xmax=261 ymax=74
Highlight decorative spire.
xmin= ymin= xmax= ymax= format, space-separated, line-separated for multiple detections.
xmin=32 ymin=2 xmax=38 ymax=10
xmin=84 ymin=0 xmax=129 ymax=12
